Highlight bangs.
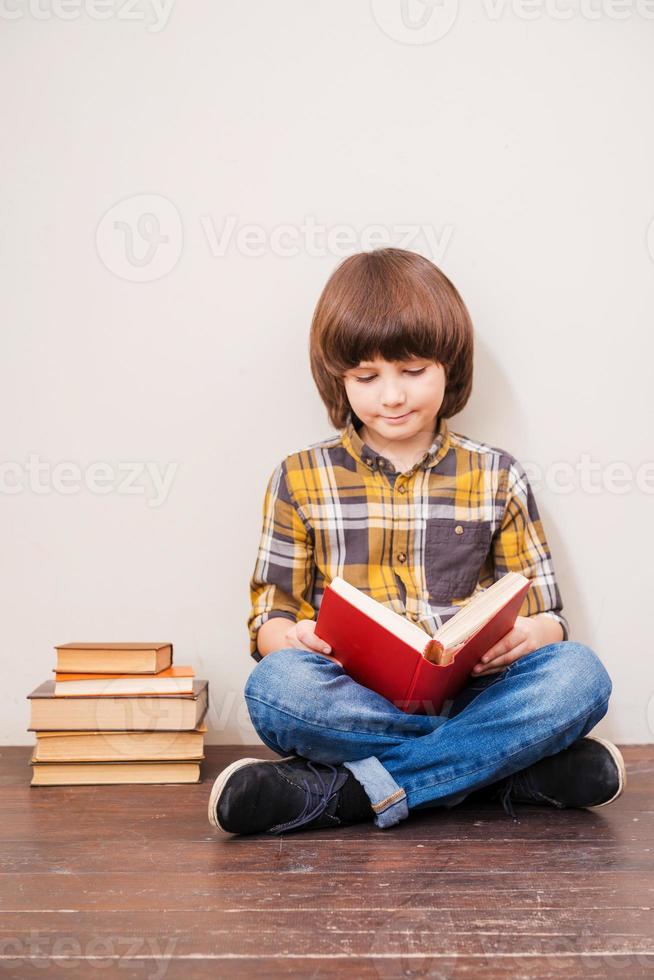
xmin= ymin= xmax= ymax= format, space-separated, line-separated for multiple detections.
xmin=315 ymin=250 xmax=467 ymax=373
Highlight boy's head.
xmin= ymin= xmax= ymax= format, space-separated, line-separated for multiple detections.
xmin=309 ymin=248 xmax=474 ymax=435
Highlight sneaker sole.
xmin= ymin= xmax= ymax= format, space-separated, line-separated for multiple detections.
xmin=207 ymin=755 xmax=295 ymax=831
xmin=584 ymin=735 xmax=627 ymax=807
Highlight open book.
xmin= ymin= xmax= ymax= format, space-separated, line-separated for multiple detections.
xmin=314 ymin=572 xmax=531 ymax=715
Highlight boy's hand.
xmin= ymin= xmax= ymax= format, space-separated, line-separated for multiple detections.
xmin=471 ymin=614 xmax=563 ymax=676
xmin=282 ymin=619 xmax=332 ymax=656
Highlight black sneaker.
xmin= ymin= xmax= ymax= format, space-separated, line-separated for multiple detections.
xmin=482 ymin=735 xmax=627 ymax=821
xmin=207 ymin=755 xmax=374 ymax=835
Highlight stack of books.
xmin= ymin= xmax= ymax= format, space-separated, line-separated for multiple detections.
xmin=27 ymin=642 xmax=208 ymax=786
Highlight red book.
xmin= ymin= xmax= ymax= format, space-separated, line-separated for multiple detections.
xmin=314 ymin=573 xmax=531 ymax=715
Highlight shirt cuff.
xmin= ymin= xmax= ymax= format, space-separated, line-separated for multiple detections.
xmin=538 ymin=611 xmax=569 ymax=642
xmin=249 ymin=611 xmax=298 ymax=661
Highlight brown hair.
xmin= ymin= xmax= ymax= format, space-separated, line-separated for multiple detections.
xmin=309 ymin=248 xmax=474 ymax=430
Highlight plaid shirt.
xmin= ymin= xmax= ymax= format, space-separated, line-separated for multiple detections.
xmin=247 ymin=411 xmax=569 ymax=661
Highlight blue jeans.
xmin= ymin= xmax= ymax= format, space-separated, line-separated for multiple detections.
xmin=244 ymin=642 xmax=612 ymax=829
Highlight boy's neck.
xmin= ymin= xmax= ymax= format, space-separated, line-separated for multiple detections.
xmin=358 ymin=417 xmax=440 ymax=473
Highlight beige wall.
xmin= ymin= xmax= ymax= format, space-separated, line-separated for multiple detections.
xmin=2 ymin=1 xmax=653 ymax=744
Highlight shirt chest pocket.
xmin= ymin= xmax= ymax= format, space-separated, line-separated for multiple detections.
xmin=424 ymin=518 xmax=493 ymax=605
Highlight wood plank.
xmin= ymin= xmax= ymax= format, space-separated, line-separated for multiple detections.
xmin=0 ymin=958 xmax=652 ymax=980
xmin=0 ymin=870 xmax=650 ymax=912
xmin=1 ymin=816 xmax=653 ymax=844
xmin=0 ymin=933 xmax=652 ymax=960
xmin=2 ymin=798 xmax=653 ymax=843
xmin=1 ymin=838 xmax=652 ymax=875
xmin=1 ymin=907 xmax=653 ymax=946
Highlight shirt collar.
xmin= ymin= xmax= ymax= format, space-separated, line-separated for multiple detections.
xmin=341 ymin=410 xmax=450 ymax=475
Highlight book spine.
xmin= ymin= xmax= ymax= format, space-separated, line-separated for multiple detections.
xmin=422 ymin=638 xmax=445 ymax=665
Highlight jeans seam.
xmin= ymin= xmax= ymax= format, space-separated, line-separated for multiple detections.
xmin=409 ymin=694 xmax=611 ymax=794
xmin=245 ymin=694 xmax=421 ymax=743
xmin=253 ymin=726 xmax=289 ymax=755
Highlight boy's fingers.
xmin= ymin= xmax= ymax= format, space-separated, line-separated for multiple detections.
xmin=474 ymin=640 xmax=530 ymax=674
xmin=299 ymin=624 xmax=331 ymax=654
xmin=482 ymin=627 xmax=525 ymax=663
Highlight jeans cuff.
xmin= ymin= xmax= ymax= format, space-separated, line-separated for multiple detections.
xmin=343 ymin=757 xmax=409 ymax=828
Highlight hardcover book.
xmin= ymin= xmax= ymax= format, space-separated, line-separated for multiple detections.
xmin=53 ymin=666 xmax=194 ymax=697
xmin=55 ymin=643 xmax=173 ymax=675
xmin=27 ymin=679 xmax=208 ymax=731
xmin=30 ymin=760 xmax=202 ymax=786
xmin=314 ymin=573 xmax=531 ymax=714
xmin=32 ymin=723 xmax=207 ymax=762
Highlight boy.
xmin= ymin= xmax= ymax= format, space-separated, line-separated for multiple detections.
xmin=208 ymin=248 xmax=625 ymax=835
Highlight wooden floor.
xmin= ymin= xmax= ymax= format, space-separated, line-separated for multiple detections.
xmin=1 ymin=745 xmax=653 ymax=979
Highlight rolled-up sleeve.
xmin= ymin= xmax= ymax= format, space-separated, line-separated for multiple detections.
xmin=492 ymin=457 xmax=570 ymax=641
xmin=247 ymin=461 xmax=317 ymax=661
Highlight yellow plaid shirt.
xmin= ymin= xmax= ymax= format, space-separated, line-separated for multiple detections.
xmin=247 ymin=411 xmax=569 ymax=660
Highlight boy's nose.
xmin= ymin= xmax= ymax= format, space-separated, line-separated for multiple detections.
xmin=382 ymin=393 xmax=408 ymax=409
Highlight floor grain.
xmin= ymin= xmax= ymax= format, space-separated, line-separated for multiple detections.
xmin=1 ymin=744 xmax=652 ymax=979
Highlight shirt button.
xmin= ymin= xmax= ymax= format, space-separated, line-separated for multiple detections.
xmin=398 ymin=484 xmax=407 ymax=494
xmin=397 ymin=552 xmax=406 ymax=563
xmin=455 ymin=525 xmax=464 ymax=535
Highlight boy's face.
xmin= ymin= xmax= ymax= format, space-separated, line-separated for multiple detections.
xmin=342 ymin=356 xmax=447 ymax=447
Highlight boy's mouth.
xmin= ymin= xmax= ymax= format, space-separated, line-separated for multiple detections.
xmin=381 ymin=411 xmax=413 ymax=423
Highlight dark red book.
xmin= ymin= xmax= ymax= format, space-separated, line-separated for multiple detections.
xmin=315 ymin=573 xmax=531 ymax=715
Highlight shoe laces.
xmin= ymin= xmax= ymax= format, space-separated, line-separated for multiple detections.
xmin=497 ymin=772 xmax=522 ymax=822
xmin=269 ymin=761 xmax=340 ymax=835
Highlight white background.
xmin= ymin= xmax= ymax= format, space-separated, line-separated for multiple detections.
xmin=2 ymin=0 xmax=653 ymax=744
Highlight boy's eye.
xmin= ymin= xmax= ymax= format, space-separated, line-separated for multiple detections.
xmin=355 ymin=368 xmax=426 ymax=384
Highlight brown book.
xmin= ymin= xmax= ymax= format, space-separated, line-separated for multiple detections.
xmin=53 ymin=666 xmax=194 ymax=697
xmin=28 ymin=680 xmax=208 ymax=731
xmin=55 ymin=643 xmax=173 ymax=675
xmin=30 ymin=760 xmax=201 ymax=786
xmin=32 ymin=723 xmax=207 ymax=762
